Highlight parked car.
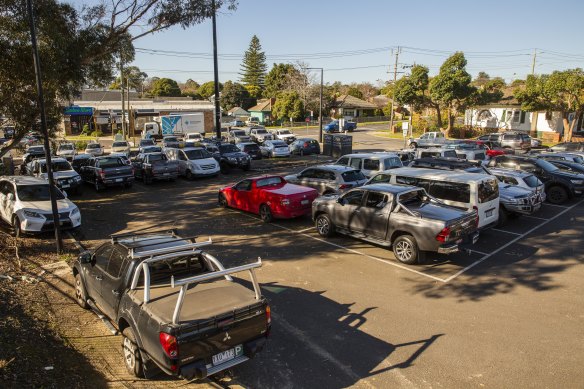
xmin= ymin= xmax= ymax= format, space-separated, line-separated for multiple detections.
xmin=312 ymin=184 xmax=479 ymax=264
xmin=533 ymin=152 xmax=584 ymax=165
xmin=227 ymin=129 xmax=252 ymax=144
xmin=414 ymin=147 xmax=458 ymax=159
xmin=72 ymin=230 xmax=270 ymax=380
xmin=248 ymin=127 xmax=273 ymax=144
xmin=219 ymin=175 xmax=319 ymax=222
xmin=323 ymin=120 xmax=357 ymax=133
xmin=111 ymin=140 xmax=131 ymax=155
xmin=56 ymin=143 xmax=76 ymax=160
xmin=79 ymin=156 xmax=134 ymax=191
xmin=210 ymin=143 xmax=251 ymax=173
xmin=335 ymin=152 xmax=402 ymax=178
xmin=20 ymin=145 xmax=46 ymax=174
xmin=138 ymin=138 xmax=156 ymax=151
xmin=270 ymin=129 xmax=297 ymax=144
xmin=285 ymin=165 xmax=367 ymax=195
xmin=443 ymin=141 xmax=488 ymax=160
xmin=488 ymin=168 xmax=547 ymax=201
xmin=237 ymin=142 xmax=263 ymax=160
xmin=229 ymin=119 xmax=245 ymax=127
xmin=0 ymin=176 xmax=81 ymax=237
xmin=289 ymin=138 xmax=321 ymax=156
xmin=71 ymin=154 xmax=92 ymax=173
xmin=260 ymin=140 xmax=291 ymax=158
xmin=497 ymin=132 xmax=533 ymax=151
xmin=488 ymin=155 xmax=584 ymax=204
xmin=407 ymin=131 xmax=446 ymax=149
xmin=85 ymin=142 xmax=104 ymax=156
xmin=165 ymin=147 xmax=220 ymax=179
xmin=549 ymin=142 xmax=584 ymax=153
xmin=1 ymin=126 xmax=15 ymax=138
xmin=162 ymin=136 xmax=183 ymax=149
xmin=246 ymin=117 xmax=260 ymax=126
xmin=131 ymin=152 xmax=179 ymax=184
xmin=184 ymin=132 xmax=204 ymax=143
xmin=547 ymin=160 xmax=584 ymax=174
xmin=25 ymin=158 xmax=83 ymax=195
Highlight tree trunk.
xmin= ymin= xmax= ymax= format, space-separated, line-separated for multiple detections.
xmin=562 ymin=113 xmax=571 ymax=142
xmin=447 ymin=107 xmax=454 ymax=132
xmin=565 ymin=110 xmax=582 ymax=142
xmin=435 ymin=105 xmax=443 ymax=129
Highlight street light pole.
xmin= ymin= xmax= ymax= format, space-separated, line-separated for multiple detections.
xmin=211 ymin=0 xmax=221 ymax=139
xmin=307 ymin=68 xmax=323 ymax=142
xmin=26 ymin=0 xmax=62 ymax=252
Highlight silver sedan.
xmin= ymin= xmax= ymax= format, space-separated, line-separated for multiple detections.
xmin=260 ymin=140 xmax=291 ymax=158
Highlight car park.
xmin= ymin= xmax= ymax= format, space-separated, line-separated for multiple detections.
xmin=260 ymin=140 xmax=291 ymax=158
xmin=210 ymin=143 xmax=251 ymax=173
xmin=165 ymin=147 xmax=220 ymax=179
xmin=111 ymin=140 xmax=130 ymax=155
xmin=248 ymin=127 xmax=273 ymax=144
xmin=0 ymin=176 xmax=81 ymax=236
xmin=162 ymin=136 xmax=183 ymax=149
xmin=79 ymin=156 xmax=134 ymax=191
xmin=367 ymin=167 xmax=500 ymax=229
xmin=219 ymin=175 xmax=319 ymax=222
xmin=488 ymin=155 xmax=584 ymax=204
xmin=20 ymin=145 xmax=46 ymax=174
xmin=227 ymin=129 xmax=252 ymax=144
xmin=236 ymin=142 xmax=263 ymax=160
xmin=85 ymin=142 xmax=104 ymax=156
xmin=131 ymin=152 xmax=179 ymax=184
xmin=25 ymin=158 xmax=83 ymax=195
xmin=285 ymin=165 xmax=367 ymax=195
xmin=334 ymin=152 xmax=402 ymax=178
xmin=56 ymin=143 xmax=76 ymax=160
xmin=72 ymin=229 xmax=270 ymax=380
xmin=289 ymin=138 xmax=321 ymax=155
xmin=312 ymin=184 xmax=479 ymax=264
xmin=270 ymin=128 xmax=297 ymax=144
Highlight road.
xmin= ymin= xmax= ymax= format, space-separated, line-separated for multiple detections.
xmin=63 ymin=126 xmax=584 ymax=388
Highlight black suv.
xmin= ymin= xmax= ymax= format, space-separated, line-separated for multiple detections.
xmin=237 ymin=142 xmax=263 ymax=160
xmin=210 ymin=142 xmax=251 ymax=173
xmin=488 ymin=155 xmax=584 ymax=204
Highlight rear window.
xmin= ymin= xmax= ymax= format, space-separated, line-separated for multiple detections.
xmin=341 ymin=170 xmax=366 ymax=182
xmin=503 ymin=134 xmax=521 ymax=140
xmin=384 ymin=157 xmax=402 ymax=169
xmin=444 ymin=150 xmax=458 ymax=158
xmin=256 ymin=176 xmax=284 ymax=187
xmin=97 ymin=157 xmax=124 ymax=168
xmin=523 ymin=175 xmax=541 ymax=188
xmin=478 ymin=179 xmax=499 ymax=203
xmin=244 ymin=144 xmax=260 ymax=151
xmin=363 ymin=159 xmax=379 ymax=170
xmin=429 ymin=181 xmax=471 ymax=203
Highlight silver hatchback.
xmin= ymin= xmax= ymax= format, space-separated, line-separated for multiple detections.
xmin=284 ymin=165 xmax=368 ymax=195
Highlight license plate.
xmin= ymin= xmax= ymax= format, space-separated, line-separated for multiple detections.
xmin=115 ymin=178 xmax=123 ymax=182
xmin=61 ymin=184 xmax=70 ymax=188
xmin=301 ymin=199 xmax=309 ymax=205
xmin=485 ymin=209 xmax=494 ymax=217
xmin=163 ymin=172 xmax=170 ymax=176
xmin=211 ymin=345 xmax=243 ymax=366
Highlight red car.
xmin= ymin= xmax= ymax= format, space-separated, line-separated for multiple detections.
xmin=218 ymin=175 xmax=319 ymax=222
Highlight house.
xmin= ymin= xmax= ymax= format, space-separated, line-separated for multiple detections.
xmin=227 ymin=107 xmax=249 ymax=117
xmin=330 ymin=94 xmax=378 ymax=119
xmin=247 ymin=99 xmax=274 ymax=125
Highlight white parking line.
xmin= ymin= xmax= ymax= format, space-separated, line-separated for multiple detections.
xmin=522 ymin=215 xmax=548 ymax=221
xmin=443 ymin=199 xmax=584 ymax=283
xmin=466 ymin=249 xmax=490 ymax=256
xmin=491 ymin=228 xmax=522 ymax=236
xmin=544 ymin=203 xmax=570 ymax=208
xmin=295 ymin=227 xmax=314 ymax=233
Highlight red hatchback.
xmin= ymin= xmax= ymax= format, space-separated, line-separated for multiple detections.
xmin=218 ymin=175 xmax=319 ymax=222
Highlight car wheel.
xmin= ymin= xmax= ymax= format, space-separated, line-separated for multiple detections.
xmin=11 ymin=215 xmax=21 ymax=238
xmin=409 ymin=142 xmax=417 ymax=149
xmin=259 ymin=204 xmax=273 ymax=223
xmin=498 ymin=206 xmax=509 ymax=227
xmin=393 ymin=234 xmax=419 ymax=265
xmin=218 ymin=193 xmax=228 ymax=208
xmin=220 ymin=162 xmax=229 ymax=174
xmin=547 ymin=186 xmax=568 ymax=204
xmin=74 ymin=273 xmax=89 ymax=309
xmin=315 ymin=213 xmax=335 ymax=237
xmin=185 ymin=169 xmax=193 ymax=180
xmin=122 ymin=327 xmax=144 ymax=378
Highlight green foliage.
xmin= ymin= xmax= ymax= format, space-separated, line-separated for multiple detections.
xmin=221 ymin=80 xmax=254 ymax=111
xmin=150 ymin=78 xmax=182 ymax=97
xmin=346 ymin=87 xmax=363 ymax=99
xmin=239 ymin=35 xmax=267 ymax=98
xmin=74 ymin=141 xmax=88 ymax=151
xmin=198 ymin=81 xmax=223 ymax=99
xmin=89 ymin=129 xmax=103 ymax=137
xmin=109 ymin=66 xmax=148 ymax=91
xmin=81 ymin=124 xmax=91 ymax=135
xmin=264 ymin=63 xmax=298 ymax=98
xmin=272 ymin=91 xmax=304 ymax=121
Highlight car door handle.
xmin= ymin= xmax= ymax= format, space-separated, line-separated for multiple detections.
xmin=95 ymin=275 xmax=102 ymax=281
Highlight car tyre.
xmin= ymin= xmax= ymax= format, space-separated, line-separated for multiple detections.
xmin=218 ymin=193 xmax=228 ymax=208
xmin=11 ymin=215 xmax=21 ymax=238
xmin=259 ymin=204 xmax=273 ymax=223
xmin=393 ymin=234 xmax=419 ymax=265
xmin=74 ymin=273 xmax=89 ymax=309
xmin=122 ymin=327 xmax=145 ymax=378
xmin=220 ymin=162 xmax=230 ymax=174
xmin=315 ymin=213 xmax=335 ymax=238
xmin=547 ymin=185 xmax=568 ymax=205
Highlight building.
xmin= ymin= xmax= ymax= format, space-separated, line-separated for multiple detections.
xmin=247 ymin=99 xmax=274 ymax=125
xmin=227 ymin=107 xmax=250 ymax=117
xmin=330 ymin=95 xmax=378 ymax=119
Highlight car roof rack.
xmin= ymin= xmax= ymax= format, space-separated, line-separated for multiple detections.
xmin=111 ymin=226 xmax=178 ymax=243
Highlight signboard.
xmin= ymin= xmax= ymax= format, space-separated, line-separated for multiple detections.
xmin=402 ymin=121 xmax=409 ymax=137
xmin=64 ymin=106 xmax=93 ymax=116
xmin=305 ymin=117 xmax=310 ymax=123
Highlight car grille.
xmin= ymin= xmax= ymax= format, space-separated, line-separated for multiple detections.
xmin=201 ymin=164 xmax=216 ymax=170
xmin=42 ymin=211 xmax=70 ymax=220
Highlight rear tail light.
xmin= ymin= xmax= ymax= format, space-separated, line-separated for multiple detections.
xmin=303 ymin=142 xmax=308 ymax=147
xmin=98 ymin=169 xmax=106 ymax=179
xmin=266 ymin=305 xmax=271 ymax=325
xmin=159 ymin=332 xmax=179 ymax=358
xmin=435 ymin=226 xmax=451 ymax=243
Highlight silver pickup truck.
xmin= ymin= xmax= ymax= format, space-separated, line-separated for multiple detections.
xmin=312 ymin=183 xmax=479 ymax=264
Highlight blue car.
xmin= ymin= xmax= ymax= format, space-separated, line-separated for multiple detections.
xmin=323 ymin=120 xmax=357 ymax=133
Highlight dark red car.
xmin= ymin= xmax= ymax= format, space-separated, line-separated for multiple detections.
xmin=218 ymin=175 xmax=319 ymax=222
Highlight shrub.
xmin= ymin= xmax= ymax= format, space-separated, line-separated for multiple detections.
xmin=89 ymin=129 xmax=103 ymax=137
xmin=75 ymin=141 xmax=88 ymax=151
xmin=81 ymin=124 xmax=90 ymax=135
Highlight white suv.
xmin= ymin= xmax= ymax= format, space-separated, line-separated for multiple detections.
xmin=165 ymin=147 xmax=220 ymax=179
xmin=335 ymin=152 xmax=403 ymax=178
xmin=0 ymin=176 xmax=81 ymax=236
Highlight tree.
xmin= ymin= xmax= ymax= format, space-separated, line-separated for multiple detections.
xmin=429 ymin=52 xmax=476 ymax=131
xmin=272 ymin=91 xmax=304 ymax=122
xmin=263 ymin=63 xmax=298 ymax=98
xmin=0 ymin=0 xmax=237 ymax=159
xmin=346 ymin=86 xmax=363 ymax=99
xmin=149 ymin=78 xmax=182 ymax=97
xmin=394 ymin=65 xmax=443 ymax=128
xmin=515 ymin=69 xmax=584 ymax=141
xmin=239 ymin=35 xmax=267 ymax=98
xmin=221 ymin=81 xmax=254 ymax=111
xmin=109 ymin=66 xmax=148 ymax=92
xmin=198 ymin=81 xmax=223 ymax=100
xmin=180 ymin=78 xmax=201 ymax=98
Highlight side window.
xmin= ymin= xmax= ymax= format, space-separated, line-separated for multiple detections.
xmin=178 ymin=151 xmax=187 ymax=161
xmin=105 ymin=248 xmax=125 ymax=278
xmin=301 ymin=169 xmax=316 ymax=178
xmin=363 ymin=159 xmax=380 ymax=170
xmin=365 ymin=192 xmax=389 ymax=209
xmin=94 ymin=245 xmax=114 ymax=271
xmin=336 ymin=157 xmax=350 ymax=166
xmin=519 ymin=162 xmax=536 ymax=172
xmin=349 ymin=158 xmax=362 ymax=169
xmin=343 ymin=190 xmax=365 ymax=206
xmin=370 ymin=174 xmax=391 ymax=184
xmin=396 ymin=176 xmax=417 ymax=186
xmin=429 ymin=181 xmax=471 ymax=203
xmin=234 ymin=180 xmax=252 ymax=191
xmin=0 ymin=182 xmax=7 ymax=195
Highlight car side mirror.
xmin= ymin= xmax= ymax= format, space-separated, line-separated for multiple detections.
xmin=337 ymin=197 xmax=345 ymax=205
xmin=78 ymin=251 xmax=93 ymax=264
xmin=7 ymin=193 xmax=14 ymax=201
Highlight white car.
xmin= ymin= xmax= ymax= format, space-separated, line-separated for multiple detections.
xmin=0 ymin=176 xmax=81 ymax=236
xmin=488 ymin=168 xmax=547 ymax=202
xmin=85 ymin=143 xmax=104 ymax=156
xmin=184 ymin=133 xmax=204 ymax=142
xmin=56 ymin=143 xmax=76 ymax=160
xmin=270 ymin=128 xmax=297 ymax=144
xmin=111 ymin=140 xmax=130 ymax=155
xmin=260 ymin=140 xmax=291 ymax=158
xmin=25 ymin=158 xmax=83 ymax=195
xmin=164 ymin=147 xmax=220 ymax=179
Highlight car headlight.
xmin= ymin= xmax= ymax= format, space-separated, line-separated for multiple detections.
xmin=23 ymin=209 xmax=42 ymax=218
xmin=74 ymin=176 xmax=82 ymax=182
xmin=71 ymin=208 xmax=80 ymax=216
xmin=571 ymin=179 xmax=584 ymax=185
xmin=228 ymin=157 xmax=236 ymax=162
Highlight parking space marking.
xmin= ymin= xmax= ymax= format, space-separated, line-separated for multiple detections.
xmin=443 ymin=199 xmax=584 ymax=283
xmin=466 ymin=249 xmax=490 ymax=256
xmin=295 ymin=227 xmax=314 ymax=233
xmin=543 ymin=203 xmax=570 ymax=209
xmin=491 ymin=228 xmax=522 ymax=236
xmin=522 ymin=215 xmax=548 ymax=221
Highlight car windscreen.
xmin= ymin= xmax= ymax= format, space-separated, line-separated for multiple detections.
xmin=523 ymin=175 xmax=542 ymax=188
xmin=142 ymin=146 xmax=162 ymax=153
xmin=536 ymin=159 xmax=559 ymax=172
xmin=164 ymin=137 xmax=178 ymax=142
xmin=219 ymin=144 xmax=240 ymax=153
xmin=478 ymin=179 xmax=499 ymax=203
xmin=17 ymin=184 xmax=65 ymax=201
xmin=140 ymin=140 xmax=154 ymax=146
xmin=147 ymin=153 xmax=167 ymax=162
xmin=87 ymin=144 xmax=100 ymax=149
xmin=341 ymin=170 xmax=366 ymax=182
xmin=41 ymin=161 xmax=72 ymax=173
xmin=185 ymin=149 xmax=211 ymax=159
xmin=255 ymin=129 xmax=268 ymax=134
xmin=279 ymin=130 xmax=291 ymax=135
xmin=383 ymin=157 xmax=402 ymax=169
xmin=256 ymin=176 xmax=284 ymax=187
xmin=97 ymin=157 xmax=124 ymax=168
xmin=244 ymin=144 xmax=260 ymax=151
xmin=28 ymin=147 xmax=45 ymax=153
xmin=112 ymin=142 xmax=128 ymax=147
xmin=59 ymin=144 xmax=74 ymax=150
xmin=233 ymin=131 xmax=246 ymax=136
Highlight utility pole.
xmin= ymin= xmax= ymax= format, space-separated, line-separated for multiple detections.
xmin=389 ymin=47 xmax=400 ymax=132
xmin=120 ymin=59 xmax=126 ymax=137
xmin=531 ymin=49 xmax=537 ymax=75
xmin=127 ymin=77 xmax=131 ymax=139
xmin=26 ymin=0 xmax=62 ymax=252
xmin=211 ymin=0 xmax=222 ymax=139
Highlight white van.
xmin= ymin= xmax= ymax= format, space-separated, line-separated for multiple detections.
xmin=367 ymin=167 xmax=500 ymax=229
xmin=335 ymin=152 xmax=403 ymax=178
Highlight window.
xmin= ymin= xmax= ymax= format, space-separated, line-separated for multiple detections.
xmin=478 ymin=179 xmax=499 ymax=203
xmin=520 ymin=111 xmax=527 ymax=124
xmin=496 ymin=175 xmax=518 ymax=185
xmin=383 ymin=157 xmax=402 ymax=169
xmin=336 ymin=157 xmax=349 ymax=166
xmin=178 ymin=151 xmax=187 ymax=160
xmin=343 ymin=190 xmax=364 ymax=206
xmin=365 ymin=192 xmax=389 ymax=209
xmin=300 ymin=169 xmax=316 ymax=179
xmin=523 ymin=175 xmax=542 ymax=188
xmin=106 ymin=248 xmax=125 ymax=278
xmin=444 ymin=150 xmax=458 ymax=158
xmin=396 ymin=176 xmax=417 ymax=186
xmin=545 ymin=111 xmax=552 ymax=120
xmin=371 ymin=174 xmax=392 ymax=184
xmin=363 ymin=159 xmax=380 ymax=170
xmin=429 ymin=181 xmax=471 ymax=203
xmin=511 ymin=110 xmax=521 ymax=123
xmin=94 ymin=245 xmax=113 ymax=271
xmin=256 ymin=177 xmax=284 ymax=187
xmin=341 ymin=170 xmax=366 ymax=182
xmin=234 ymin=180 xmax=252 ymax=191
xmin=349 ymin=158 xmax=362 ymax=169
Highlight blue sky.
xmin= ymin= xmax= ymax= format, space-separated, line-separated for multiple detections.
xmin=122 ymin=0 xmax=584 ymax=85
